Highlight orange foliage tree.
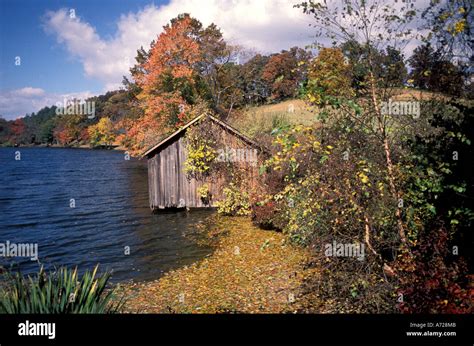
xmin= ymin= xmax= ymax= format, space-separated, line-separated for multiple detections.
xmin=261 ymin=47 xmax=311 ymax=101
xmin=127 ymin=14 xmax=208 ymax=155
xmin=53 ymin=114 xmax=84 ymax=146
xmin=9 ymin=118 xmax=27 ymax=144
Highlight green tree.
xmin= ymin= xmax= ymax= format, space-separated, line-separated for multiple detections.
xmin=240 ymin=54 xmax=271 ymax=105
xmin=340 ymin=40 xmax=384 ymax=92
xmin=408 ymin=44 xmax=436 ymax=89
xmin=409 ymin=43 xmax=465 ymax=95
xmin=382 ymin=46 xmax=407 ymax=87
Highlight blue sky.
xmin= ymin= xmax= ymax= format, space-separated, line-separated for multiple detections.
xmin=0 ymin=0 xmax=165 ymax=119
xmin=0 ymin=0 xmax=150 ymax=93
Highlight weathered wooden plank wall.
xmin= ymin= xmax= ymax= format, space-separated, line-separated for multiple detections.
xmin=148 ymin=122 xmax=264 ymax=210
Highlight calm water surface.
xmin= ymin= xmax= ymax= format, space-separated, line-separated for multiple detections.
xmin=0 ymin=147 xmax=212 ymax=282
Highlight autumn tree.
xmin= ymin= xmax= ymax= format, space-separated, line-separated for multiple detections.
xmin=306 ymin=47 xmax=353 ymax=105
xmin=88 ymin=117 xmax=116 ymax=147
xmin=127 ymin=14 xmax=201 ymax=154
xmin=53 ymin=114 xmax=85 ymax=146
xmin=262 ymin=47 xmax=311 ymax=101
xmin=53 ymin=122 xmax=73 ymax=146
xmin=9 ymin=118 xmax=27 ymax=144
xmin=126 ymin=14 xmax=229 ymax=155
xmin=136 ymin=14 xmax=202 ymax=119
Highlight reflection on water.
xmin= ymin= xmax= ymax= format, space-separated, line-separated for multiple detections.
xmin=0 ymin=147 xmax=213 ymax=282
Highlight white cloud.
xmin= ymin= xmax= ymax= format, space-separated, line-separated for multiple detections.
xmin=13 ymin=87 xmax=46 ymax=97
xmin=0 ymin=87 xmax=94 ymax=120
xmin=43 ymin=0 xmax=313 ymax=91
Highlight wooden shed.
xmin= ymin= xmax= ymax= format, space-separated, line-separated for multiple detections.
xmin=143 ymin=114 xmax=266 ymax=211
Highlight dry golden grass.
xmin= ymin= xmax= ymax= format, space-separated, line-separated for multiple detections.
xmin=227 ymin=88 xmax=452 ymax=141
xmin=229 ymin=99 xmax=318 ymax=138
xmin=383 ymin=87 xmax=448 ymax=101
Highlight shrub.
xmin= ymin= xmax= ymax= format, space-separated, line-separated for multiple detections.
xmin=251 ymin=198 xmax=280 ymax=230
xmin=394 ymin=100 xmax=474 ymax=313
xmin=0 ymin=265 xmax=123 ymax=314
xmin=216 ymin=184 xmax=251 ymax=216
xmin=197 ymin=184 xmax=211 ymax=205
xmin=396 ymin=228 xmax=472 ymax=314
xmin=255 ymin=97 xmax=473 ymax=313
xmin=255 ymin=122 xmax=396 ymax=312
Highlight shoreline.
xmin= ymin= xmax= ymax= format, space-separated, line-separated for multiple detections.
xmin=119 ymin=216 xmax=317 ymax=313
xmin=1 ymin=143 xmax=127 ymax=151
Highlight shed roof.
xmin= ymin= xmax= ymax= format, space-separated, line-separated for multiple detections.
xmin=142 ymin=113 xmax=265 ymax=158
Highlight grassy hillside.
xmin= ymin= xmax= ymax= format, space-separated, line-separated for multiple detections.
xmin=229 ymin=89 xmax=448 ymax=139
xmin=228 ymin=99 xmax=317 ymax=138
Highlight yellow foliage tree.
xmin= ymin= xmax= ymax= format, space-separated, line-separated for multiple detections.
xmin=306 ymin=48 xmax=353 ymax=105
xmin=88 ymin=117 xmax=115 ymax=147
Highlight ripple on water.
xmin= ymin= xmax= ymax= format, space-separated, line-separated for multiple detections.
xmin=0 ymin=147 xmax=213 ymax=282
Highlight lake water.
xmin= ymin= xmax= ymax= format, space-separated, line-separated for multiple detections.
xmin=0 ymin=147 xmax=212 ymax=282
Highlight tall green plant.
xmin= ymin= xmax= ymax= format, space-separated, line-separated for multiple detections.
xmin=0 ymin=265 xmax=123 ymax=314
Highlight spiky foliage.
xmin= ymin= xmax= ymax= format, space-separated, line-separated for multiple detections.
xmin=0 ymin=265 xmax=123 ymax=314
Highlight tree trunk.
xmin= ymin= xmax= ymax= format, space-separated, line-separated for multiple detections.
xmin=369 ymin=72 xmax=407 ymax=243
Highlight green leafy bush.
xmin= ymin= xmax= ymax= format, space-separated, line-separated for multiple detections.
xmin=395 ymin=100 xmax=474 ymax=313
xmin=255 ymin=98 xmax=473 ymax=313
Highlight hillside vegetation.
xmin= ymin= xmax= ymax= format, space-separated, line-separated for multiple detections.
xmin=229 ymin=99 xmax=316 ymax=138
xmin=230 ymin=89 xmax=446 ymax=140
